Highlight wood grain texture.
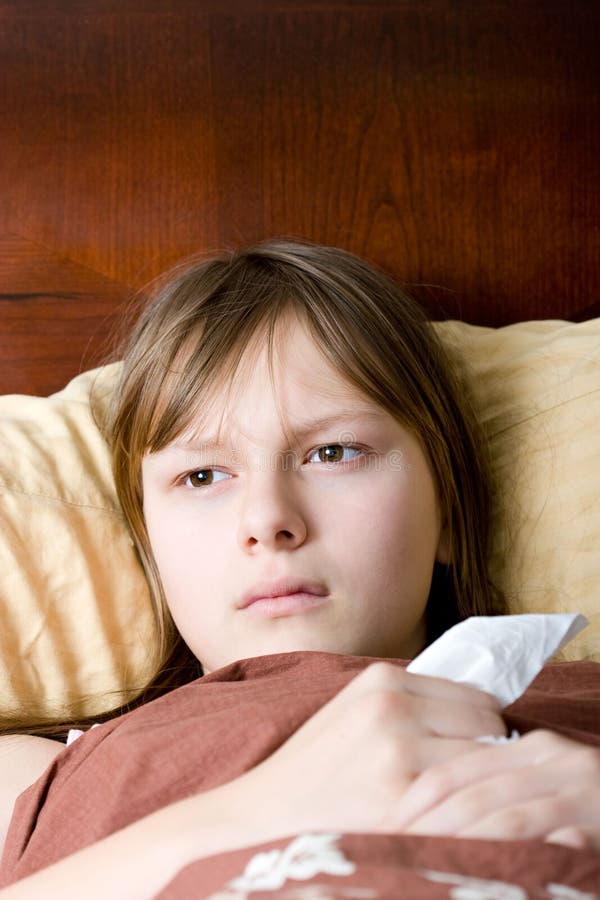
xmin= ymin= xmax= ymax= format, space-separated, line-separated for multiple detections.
xmin=0 ymin=235 xmax=130 ymax=394
xmin=1 ymin=0 xmax=598 ymax=393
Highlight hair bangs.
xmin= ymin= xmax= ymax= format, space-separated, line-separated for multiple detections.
xmin=142 ymin=279 xmax=291 ymax=456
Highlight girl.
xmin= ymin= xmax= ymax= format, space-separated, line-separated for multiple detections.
xmin=1 ymin=240 xmax=599 ymax=897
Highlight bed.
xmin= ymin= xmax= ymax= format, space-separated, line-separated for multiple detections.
xmin=1 ymin=1 xmax=599 ymax=896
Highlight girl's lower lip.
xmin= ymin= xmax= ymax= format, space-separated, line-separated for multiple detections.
xmin=243 ymin=592 xmax=329 ymax=618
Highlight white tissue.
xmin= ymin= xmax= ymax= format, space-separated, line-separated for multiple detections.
xmin=406 ymin=613 xmax=588 ymax=708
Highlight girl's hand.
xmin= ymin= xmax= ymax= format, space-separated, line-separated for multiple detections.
xmin=244 ymin=661 xmax=505 ymax=837
xmin=394 ymin=728 xmax=600 ymax=852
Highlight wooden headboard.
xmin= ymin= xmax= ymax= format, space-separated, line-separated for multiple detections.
xmin=1 ymin=0 xmax=598 ymax=396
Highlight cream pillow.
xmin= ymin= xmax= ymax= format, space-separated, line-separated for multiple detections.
xmin=436 ymin=318 xmax=600 ymax=662
xmin=0 ymin=365 xmax=157 ymax=722
xmin=0 ymin=319 xmax=598 ymax=723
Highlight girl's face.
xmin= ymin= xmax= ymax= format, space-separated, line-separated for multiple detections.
xmin=142 ymin=311 xmax=448 ymax=673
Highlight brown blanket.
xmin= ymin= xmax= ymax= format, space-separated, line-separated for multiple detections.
xmin=1 ymin=651 xmax=599 ymax=896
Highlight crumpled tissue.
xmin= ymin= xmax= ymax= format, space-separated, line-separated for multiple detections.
xmin=406 ymin=613 xmax=588 ymax=746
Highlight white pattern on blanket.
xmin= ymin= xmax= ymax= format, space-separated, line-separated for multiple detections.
xmin=203 ymin=834 xmax=599 ymax=900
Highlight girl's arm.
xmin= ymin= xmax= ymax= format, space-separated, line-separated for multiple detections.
xmin=0 ymin=736 xmax=64 ymax=858
xmin=1 ymin=772 xmax=280 ymax=899
xmin=1 ymin=662 xmax=503 ymax=898
xmin=4 ymin=665 xmax=597 ymax=896
xmin=4 ymin=728 xmax=599 ymax=899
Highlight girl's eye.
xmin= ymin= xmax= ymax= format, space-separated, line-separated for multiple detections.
xmin=307 ymin=444 xmax=362 ymax=465
xmin=182 ymin=469 xmax=230 ymax=488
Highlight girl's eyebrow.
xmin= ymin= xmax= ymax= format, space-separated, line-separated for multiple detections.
xmin=172 ymin=409 xmax=388 ymax=451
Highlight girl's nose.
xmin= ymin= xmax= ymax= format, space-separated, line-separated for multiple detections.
xmin=236 ymin=470 xmax=308 ymax=552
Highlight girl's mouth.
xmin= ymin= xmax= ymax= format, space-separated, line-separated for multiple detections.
xmin=241 ymin=591 xmax=330 ymax=618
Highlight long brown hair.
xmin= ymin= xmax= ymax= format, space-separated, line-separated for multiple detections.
xmin=6 ymin=239 xmax=504 ymax=739
xmin=111 ymin=237 xmax=504 ymax=669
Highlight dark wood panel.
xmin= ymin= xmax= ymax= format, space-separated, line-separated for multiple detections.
xmin=0 ymin=235 xmax=130 ymax=395
xmin=1 ymin=1 xmax=598 ymax=395
xmin=211 ymin=1 xmax=600 ymax=324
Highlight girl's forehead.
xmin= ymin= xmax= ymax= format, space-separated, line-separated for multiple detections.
xmin=235 ymin=311 xmax=367 ymax=401
xmin=176 ymin=315 xmax=386 ymax=448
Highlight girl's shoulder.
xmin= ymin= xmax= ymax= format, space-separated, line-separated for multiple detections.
xmin=0 ymin=735 xmax=64 ymax=858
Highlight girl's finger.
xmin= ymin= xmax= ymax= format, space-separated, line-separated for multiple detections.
xmin=395 ymin=729 xmax=577 ymax=829
xmin=389 ymin=691 xmax=505 ymax=741
xmin=347 ymin=665 xmax=505 ymax=741
xmin=402 ymin=754 xmax=600 ymax=840
xmin=458 ymin=790 xmax=600 ymax=844
xmin=395 ymin=736 xmax=495 ymax=778
xmin=545 ymin=825 xmax=600 ymax=853
xmin=357 ymin=663 xmax=501 ymax=711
